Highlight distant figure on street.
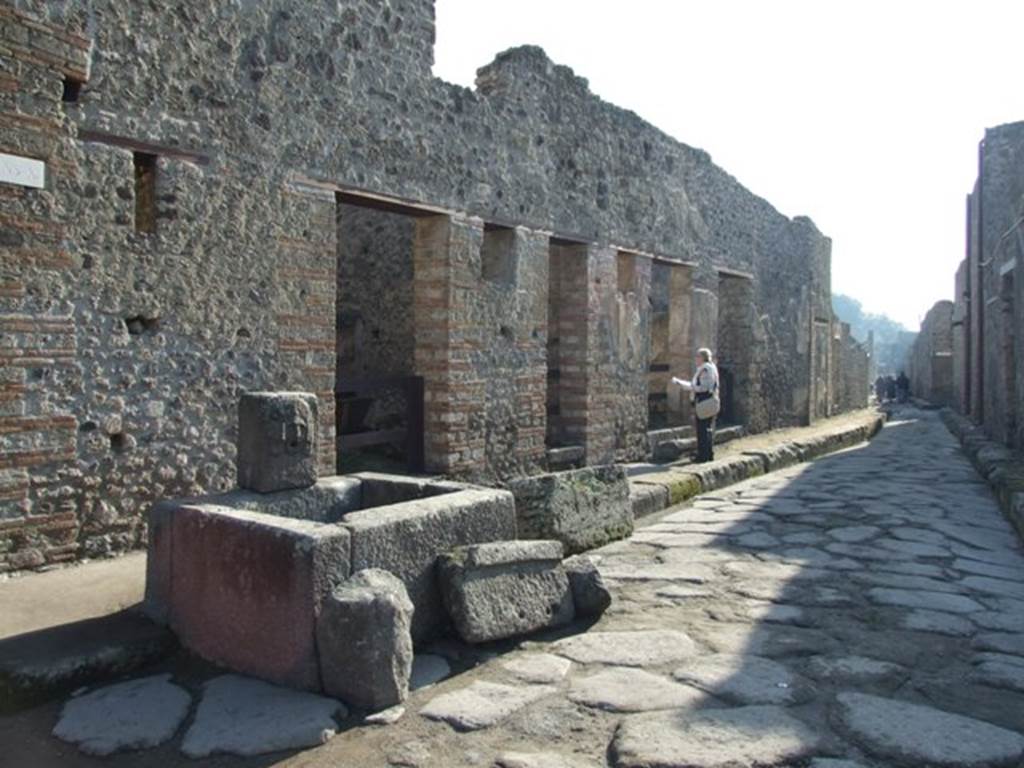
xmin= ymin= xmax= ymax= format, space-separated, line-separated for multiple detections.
xmin=874 ymin=376 xmax=886 ymax=403
xmin=886 ymin=376 xmax=897 ymax=402
xmin=897 ymin=371 xmax=910 ymax=403
xmin=672 ymin=348 xmax=720 ymax=463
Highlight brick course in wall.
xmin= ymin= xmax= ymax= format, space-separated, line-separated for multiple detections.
xmin=0 ymin=1 xmax=869 ymax=571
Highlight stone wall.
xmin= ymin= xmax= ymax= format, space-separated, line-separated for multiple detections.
xmin=908 ymin=301 xmax=954 ymax=407
xmin=950 ymin=120 xmax=1024 ymax=449
xmin=0 ymin=0 xmax=859 ymax=571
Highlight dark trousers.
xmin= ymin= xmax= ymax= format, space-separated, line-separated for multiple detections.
xmin=695 ymin=401 xmax=714 ymax=463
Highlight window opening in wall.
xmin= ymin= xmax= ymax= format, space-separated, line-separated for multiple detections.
xmin=481 ymin=224 xmax=516 ymax=286
xmin=62 ymin=77 xmax=83 ymax=103
xmin=133 ymin=152 xmax=158 ymax=234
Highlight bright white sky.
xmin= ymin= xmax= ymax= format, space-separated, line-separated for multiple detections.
xmin=432 ymin=0 xmax=1024 ymax=331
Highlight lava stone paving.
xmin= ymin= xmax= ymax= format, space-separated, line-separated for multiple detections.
xmin=314 ymin=409 xmax=1023 ymax=768
xmin=30 ymin=408 xmax=1024 ymax=766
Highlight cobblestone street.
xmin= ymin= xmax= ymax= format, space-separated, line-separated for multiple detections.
xmin=257 ymin=407 xmax=1024 ymax=767
xmin=5 ymin=407 xmax=1024 ymax=767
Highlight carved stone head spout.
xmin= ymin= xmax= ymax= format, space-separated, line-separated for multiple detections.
xmin=237 ymin=392 xmax=319 ymax=493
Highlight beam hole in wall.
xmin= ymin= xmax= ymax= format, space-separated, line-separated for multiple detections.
xmin=481 ymin=224 xmax=516 ymax=286
xmin=133 ymin=152 xmax=158 ymax=234
xmin=62 ymin=77 xmax=83 ymax=103
xmin=124 ymin=315 xmax=160 ymax=335
xmin=109 ymin=433 xmax=127 ymax=453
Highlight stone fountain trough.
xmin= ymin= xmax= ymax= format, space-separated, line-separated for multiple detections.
xmin=144 ymin=393 xmax=515 ymax=692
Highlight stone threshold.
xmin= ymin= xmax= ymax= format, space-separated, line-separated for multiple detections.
xmin=940 ymin=407 xmax=1024 ymax=542
xmin=628 ymin=411 xmax=887 ymax=519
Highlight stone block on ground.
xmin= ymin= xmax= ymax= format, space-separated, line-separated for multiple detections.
xmin=145 ymin=502 xmax=350 ymax=691
xmin=509 ymin=465 xmax=633 ymax=554
xmin=629 ymin=482 xmax=669 ymax=519
xmin=653 ymin=438 xmax=695 ymax=463
xmin=685 ymin=455 xmax=764 ymax=493
xmin=342 ymin=487 xmax=516 ymax=640
xmin=52 ymin=674 xmax=191 ymax=756
xmin=562 ymin=554 xmax=612 ymax=617
xmin=631 ymin=471 xmax=703 ymax=506
xmin=832 ymin=692 xmax=1024 ymax=767
xmin=419 ymin=680 xmax=556 ymax=731
xmin=181 ymin=674 xmax=346 ymax=758
xmin=316 ymin=569 xmax=414 ymax=711
xmin=438 ymin=540 xmax=574 ymax=643
xmin=237 ymin=392 xmax=319 ymax=493
xmin=611 ymin=705 xmax=823 ymax=768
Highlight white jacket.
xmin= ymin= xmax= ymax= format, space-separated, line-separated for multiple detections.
xmin=692 ymin=362 xmax=719 ymax=394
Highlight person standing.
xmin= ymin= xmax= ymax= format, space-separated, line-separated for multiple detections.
xmin=672 ymin=347 xmax=720 ymax=463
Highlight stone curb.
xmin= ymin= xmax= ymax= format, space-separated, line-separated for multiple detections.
xmin=939 ymin=408 xmax=1024 ymax=543
xmin=629 ymin=411 xmax=886 ymax=519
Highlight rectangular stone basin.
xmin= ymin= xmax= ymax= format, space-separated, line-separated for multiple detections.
xmin=144 ymin=472 xmax=515 ymax=691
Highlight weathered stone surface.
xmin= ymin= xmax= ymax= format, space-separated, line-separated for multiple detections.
xmin=569 ymin=667 xmax=707 ymax=712
xmin=902 ymin=609 xmax=976 ymax=637
xmin=804 ymin=655 xmax=906 ymax=687
xmin=497 ymin=752 xmax=601 ymax=768
xmin=145 ymin=501 xmax=351 ymax=691
xmin=973 ymin=660 xmax=1024 ymax=693
xmin=52 ymin=675 xmax=191 ymax=756
xmin=343 ymin=488 xmax=517 ymax=640
xmin=629 ymin=483 xmax=669 ymax=519
xmin=509 ymin=465 xmax=633 ymax=554
xmin=563 ymin=555 xmax=612 ymax=616
xmin=316 ymin=568 xmax=414 ymax=711
xmin=502 ymin=653 xmax=573 ymax=684
xmin=685 ymin=455 xmax=765 ymax=493
xmin=612 ymin=705 xmax=823 ymax=768
xmin=973 ymin=632 xmax=1024 ymax=655
xmin=438 ymin=540 xmax=574 ymax=643
xmin=552 ymin=630 xmax=698 ymax=666
xmin=832 ymin=692 xmax=1024 ymax=767
xmin=419 ymin=681 xmax=556 ymax=731
xmin=181 ymin=675 xmax=345 ymax=758
xmin=237 ymin=392 xmax=319 ymax=493
xmin=672 ymin=654 xmax=809 ymax=705
xmin=829 ymin=525 xmax=881 ymax=543
xmin=867 ymin=588 xmax=984 ymax=614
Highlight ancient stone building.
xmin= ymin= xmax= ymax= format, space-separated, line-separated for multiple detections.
xmin=952 ymin=121 xmax=1024 ymax=448
xmin=0 ymin=1 xmax=864 ymax=572
xmin=907 ymin=300 xmax=954 ymax=407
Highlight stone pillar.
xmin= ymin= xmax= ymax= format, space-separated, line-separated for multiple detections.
xmin=413 ymin=214 xmax=487 ymax=476
xmin=665 ymin=263 xmax=693 ymax=426
xmin=546 ymin=242 xmax=616 ymax=466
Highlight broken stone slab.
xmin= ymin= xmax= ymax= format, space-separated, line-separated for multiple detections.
xmin=652 ymin=437 xmax=696 ymax=463
xmin=439 ymin=540 xmax=574 ymax=643
xmin=343 ymin=487 xmax=517 ymax=641
xmin=316 ymin=568 xmax=414 ymax=711
xmin=611 ymin=705 xmax=823 ymax=768
xmin=832 ymin=692 xmax=1024 ymax=767
xmin=551 ymin=629 xmax=698 ymax=667
xmin=52 ymin=674 xmax=191 ymax=756
xmin=569 ymin=667 xmax=708 ymax=712
xmin=419 ymin=680 xmax=556 ymax=731
xmin=563 ymin=554 xmax=611 ymax=617
xmin=180 ymin=674 xmax=346 ymax=758
xmin=509 ymin=465 xmax=633 ymax=554
xmin=237 ymin=391 xmax=319 ymax=493
xmin=502 ymin=653 xmax=573 ymax=684
xmin=672 ymin=654 xmax=811 ymax=705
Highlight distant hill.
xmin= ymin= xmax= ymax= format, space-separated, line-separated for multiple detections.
xmin=832 ymin=293 xmax=916 ymax=376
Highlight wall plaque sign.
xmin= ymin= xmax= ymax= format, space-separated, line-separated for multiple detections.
xmin=0 ymin=152 xmax=45 ymax=189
